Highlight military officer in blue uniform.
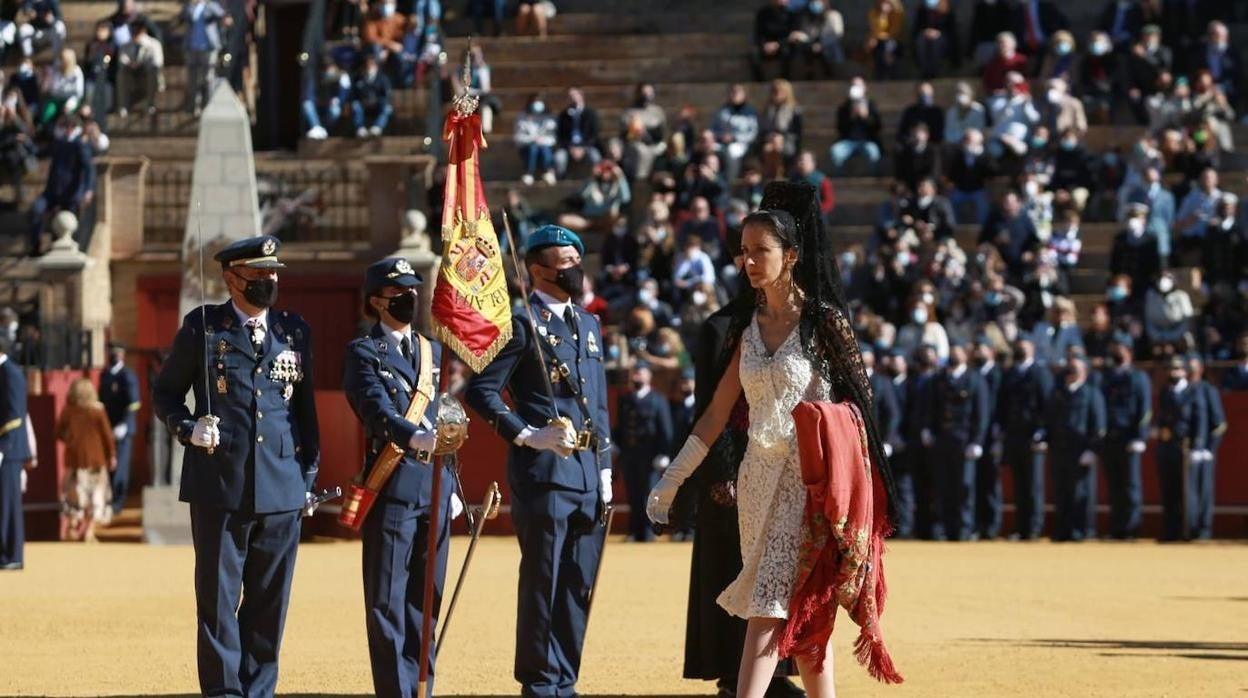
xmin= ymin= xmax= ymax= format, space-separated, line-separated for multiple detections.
xmin=153 ymin=235 xmax=320 ymax=697
xmin=999 ymin=337 xmax=1054 ymax=540
xmin=972 ymin=338 xmax=1004 ymax=539
xmin=861 ymin=344 xmax=901 ymax=485
xmin=1155 ymin=356 xmax=1208 ymax=542
xmin=465 ymin=224 xmax=613 ymax=698
xmin=1187 ymin=356 xmax=1226 ymax=540
xmin=1100 ymin=334 xmax=1151 ymax=540
xmin=1041 ymin=356 xmax=1106 ymax=542
xmin=929 ymin=341 xmax=990 ymax=541
xmin=0 ymin=336 xmax=32 ymax=570
xmin=667 ymin=367 xmax=696 ymax=541
xmin=342 ymin=257 xmax=462 ymax=698
xmin=886 ymin=348 xmax=914 ymax=538
xmin=99 ymin=343 xmax=141 ymax=515
xmin=613 ymin=361 xmax=673 ymax=542
xmin=905 ymin=344 xmax=939 ymax=539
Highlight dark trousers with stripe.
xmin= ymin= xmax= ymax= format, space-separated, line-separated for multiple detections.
xmin=189 ymin=503 xmax=301 ymax=697
xmin=975 ymin=449 xmax=1003 ymax=539
xmin=1051 ymin=449 xmax=1097 ymax=542
xmin=511 ymin=486 xmax=602 ymax=698
xmin=1007 ymin=439 xmax=1046 ymax=539
xmin=0 ymin=459 xmax=23 ymax=566
xmin=110 ymin=434 xmax=133 ymax=514
xmin=1101 ymin=439 xmax=1142 ymax=539
xmin=1156 ymin=441 xmax=1192 ymax=541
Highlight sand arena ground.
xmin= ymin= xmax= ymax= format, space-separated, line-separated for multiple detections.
xmin=1 ymin=537 xmax=1245 ymax=697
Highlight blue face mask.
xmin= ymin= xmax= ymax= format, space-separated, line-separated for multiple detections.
xmin=1061 ymin=140 xmax=1078 ymax=151
xmin=809 ymin=1 xmax=824 ymax=12
xmin=1108 ymin=286 xmax=1128 ymax=302
xmin=1055 ymin=42 xmax=1073 ymax=56
xmin=924 ymin=0 xmax=940 ymax=8
xmin=912 ymin=307 xmax=929 ymax=325
xmin=985 ymin=291 xmax=1001 ymax=307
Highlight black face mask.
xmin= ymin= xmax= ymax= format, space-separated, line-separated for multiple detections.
xmin=631 ymin=380 xmax=646 ymax=392
xmin=548 ymin=264 xmax=585 ymax=299
xmin=1012 ymin=349 xmax=1028 ymax=363
xmin=385 ymin=291 xmax=417 ymax=325
xmin=241 ymin=278 xmax=278 ymax=309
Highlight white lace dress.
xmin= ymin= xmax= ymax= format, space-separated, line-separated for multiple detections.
xmin=717 ymin=314 xmax=831 ymax=620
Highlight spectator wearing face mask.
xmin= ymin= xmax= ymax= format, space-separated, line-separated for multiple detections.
xmin=761 ymin=78 xmax=802 ymax=162
xmin=710 ymin=84 xmax=759 ymax=183
xmin=557 ymin=160 xmax=630 ymax=235
xmin=81 ymin=21 xmax=115 ymax=129
xmin=1175 ymin=166 xmax=1223 ymax=255
xmin=1050 ymin=129 xmax=1093 ymax=213
xmin=1104 ymin=274 xmax=1141 ymax=329
xmin=114 ymin=21 xmax=163 ymax=119
xmin=944 ymin=81 xmax=987 ymax=145
xmin=750 ymin=0 xmax=795 ymax=81
xmin=1192 ymin=21 xmax=1241 ymax=109
xmin=178 ymin=0 xmax=230 ymax=116
xmin=947 ymin=127 xmax=994 ymax=225
xmin=790 ymin=0 xmax=843 ymax=78
xmin=898 ymin=81 xmax=945 ymax=147
xmin=598 ymin=216 xmax=639 ymax=297
xmin=983 ymin=31 xmax=1028 ymax=93
xmin=904 ymin=177 xmax=955 ymax=241
xmin=617 ymin=83 xmax=666 ymax=181
xmin=672 ymin=236 xmax=716 ymax=305
xmin=1111 ymin=202 xmax=1163 ymax=299
xmin=979 ymin=190 xmax=1039 ymax=284
xmin=632 ymin=280 xmax=675 ymax=330
xmin=830 ymin=77 xmax=881 ymax=175
xmin=362 ymin=0 xmax=406 ymax=67
xmin=1047 ymin=208 xmax=1082 ymax=288
xmin=351 ymin=54 xmax=393 ymax=139
xmin=987 ymin=71 xmax=1038 ymax=161
xmin=790 ymin=150 xmax=834 ymax=223
xmin=302 ymin=57 xmax=351 ymax=140
xmin=895 ymin=124 xmax=941 ymax=194
xmin=676 ymin=196 xmax=721 ymax=258
xmin=896 ymin=295 xmax=950 ymax=363
xmin=912 ymin=0 xmax=959 ymax=79
xmin=864 ymin=0 xmax=905 ymax=80
xmin=1039 ymin=30 xmax=1077 ymax=82
xmin=1144 ymin=271 xmax=1195 ymax=354
xmin=27 ymin=113 xmax=94 ymax=257
xmin=554 ymin=87 xmax=602 ymax=179
xmin=17 ymin=0 xmax=66 ymax=58
xmin=1202 ymin=194 xmax=1242 ymax=288
xmin=40 ymin=47 xmax=84 ymax=126
xmin=1191 ymin=69 xmax=1236 ymax=152
xmin=514 ymin=93 xmax=557 ymax=185
xmin=1121 ymin=165 xmax=1175 ymax=261
xmin=967 ymin=0 xmax=1013 ymax=67
xmin=1010 ymin=0 xmax=1070 ymax=58
xmin=1039 ymin=78 xmax=1087 ymax=138
xmin=1080 ymin=31 xmax=1119 ymax=123
xmin=1126 ymin=25 xmax=1172 ymax=124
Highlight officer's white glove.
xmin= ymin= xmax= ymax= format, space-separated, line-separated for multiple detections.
xmin=1032 ymin=441 xmax=1049 ymax=453
xmin=20 ymin=467 xmax=26 ymax=494
xmin=1078 ymin=450 xmax=1097 ymax=468
xmin=190 ymin=416 xmax=221 ymax=449
xmin=1128 ymin=439 xmax=1147 ymax=454
xmin=112 ymin=424 xmax=128 ymax=441
xmin=408 ymin=429 xmax=437 ymax=456
xmin=599 ymin=469 xmax=613 ymax=504
xmin=965 ymin=443 xmax=984 ymax=460
xmin=523 ymin=423 xmax=576 ymax=458
xmin=449 ymin=493 xmax=464 ymax=520
xmin=991 ymin=440 xmax=1005 ymax=462
xmin=652 ymin=455 xmax=670 ymax=471
xmin=1192 ymin=449 xmax=1213 ymax=462
xmin=920 ymin=428 xmax=934 ymax=447
xmin=883 ymin=442 xmax=894 ymax=458
xmin=302 ymin=491 xmax=319 ymax=517
xmin=647 ymin=435 xmax=708 ymax=525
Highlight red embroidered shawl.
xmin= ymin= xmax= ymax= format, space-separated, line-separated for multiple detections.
xmin=778 ymin=400 xmax=902 ymax=684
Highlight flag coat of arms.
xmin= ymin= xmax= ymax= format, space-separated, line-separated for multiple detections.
xmin=430 ymin=110 xmax=512 ymax=371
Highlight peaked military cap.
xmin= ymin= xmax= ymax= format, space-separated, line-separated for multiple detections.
xmin=525 ymin=224 xmax=584 ymax=255
xmin=214 ymin=235 xmax=286 ymax=269
xmin=364 ymin=256 xmax=423 ymax=296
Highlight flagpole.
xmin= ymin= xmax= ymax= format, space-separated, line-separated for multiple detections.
xmin=417 ymin=49 xmax=481 ymax=698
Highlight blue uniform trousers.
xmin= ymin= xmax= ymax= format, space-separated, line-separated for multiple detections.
xmin=1051 ymin=449 xmax=1096 ymax=541
xmin=1191 ymin=457 xmax=1214 ymax=540
xmin=0 ymin=458 xmax=23 ymax=566
xmin=1156 ymin=441 xmax=1192 ymax=541
xmin=910 ymin=445 xmax=936 ymax=539
xmin=1101 ymin=438 xmax=1142 ymax=539
xmin=110 ymin=434 xmax=133 ymax=514
xmin=933 ymin=436 xmax=975 ymax=541
xmin=362 ymin=495 xmax=450 ymax=698
xmin=890 ymin=449 xmax=915 ymax=538
xmin=511 ymin=486 xmax=602 ymax=698
xmin=1006 ymin=438 xmax=1046 ymax=538
xmin=621 ymin=457 xmax=658 ymax=542
xmin=189 ymin=503 xmax=301 ymax=697
xmin=975 ymin=450 xmax=1003 ymax=539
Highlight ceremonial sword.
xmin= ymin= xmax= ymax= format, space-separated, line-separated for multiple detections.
xmin=195 ymin=198 xmax=219 ymax=454
xmin=435 ymin=481 xmax=502 ymax=658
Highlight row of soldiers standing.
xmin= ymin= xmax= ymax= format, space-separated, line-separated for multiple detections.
xmin=866 ymin=334 xmax=1227 ymax=543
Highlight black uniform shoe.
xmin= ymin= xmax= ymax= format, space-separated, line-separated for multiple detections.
xmin=765 ymin=677 xmax=807 ymax=697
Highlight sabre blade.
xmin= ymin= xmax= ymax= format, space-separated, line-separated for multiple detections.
xmin=501 ymin=211 xmax=564 ymax=423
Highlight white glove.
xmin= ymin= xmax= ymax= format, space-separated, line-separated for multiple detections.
xmin=965 ymin=443 xmax=984 ymax=460
xmin=1078 ymin=450 xmax=1097 ymax=468
xmin=1191 ymin=449 xmax=1213 ymax=463
xmin=523 ymin=423 xmax=576 ymax=458
xmin=408 ymin=429 xmax=437 ymax=456
xmin=1128 ymin=440 xmax=1147 ymax=454
xmin=599 ymin=469 xmax=613 ymax=505
xmin=449 ymin=493 xmax=464 ymax=520
xmin=302 ymin=491 xmax=319 ymax=517
xmin=883 ymin=442 xmax=893 ymax=458
xmin=920 ymin=428 xmax=934 ymax=447
xmin=112 ymin=424 xmax=128 ymax=441
xmin=647 ymin=436 xmax=708 ymax=525
xmin=991 ymin=440 xmax=1005 ymax=462
xmin=190 ymin=416 xmax=220 ymax=449
xmin=20 ymin=467 xmax=26 ymax=494
xmin=652 ymin=455 xmax=671 ymax=472
xmin=1032 ymin=441 xmax=1049 ymax=453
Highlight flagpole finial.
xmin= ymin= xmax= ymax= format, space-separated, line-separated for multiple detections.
xmin=452 ymin=46 xmax=480 ymax=118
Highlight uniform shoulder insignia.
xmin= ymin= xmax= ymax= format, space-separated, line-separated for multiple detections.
xmin=376 ymin=338 xmax=389 ymax=353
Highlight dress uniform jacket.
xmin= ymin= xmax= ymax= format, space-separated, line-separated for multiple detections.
xmin=153 ymin=301 xmax=320 ymax=513
xmin=464 ymin=294 xmax=612 ymax=698
xmin=930 ymin=366 xmax=990 ymax=540
xmin=999 ymin=360 xmax=1054 ymax=539
xmin=0 ymin=357 xmax=31 ymax=567
xmin=1101 ymin=366 xmax=1151 ymax=538
xmin=342 ymin=323 xmax=452 ymax=698
xmin=1044 ymin=381 xmax=1107 ymax=541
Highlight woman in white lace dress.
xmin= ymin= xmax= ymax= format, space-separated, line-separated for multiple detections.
xmin=647 ymin=206 xmax=834 ymax=697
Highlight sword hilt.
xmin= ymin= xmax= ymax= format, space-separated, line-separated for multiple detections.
xmin=203 ymin=414 xmax=219 ymax=455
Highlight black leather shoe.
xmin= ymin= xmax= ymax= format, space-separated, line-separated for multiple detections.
xmin=0 ymin=562 xmax=23 ymax=571
xmin=765 ymin=677 xmax=806 ymax=697
xmin=716 ymin=678 xmax=736 ymax=697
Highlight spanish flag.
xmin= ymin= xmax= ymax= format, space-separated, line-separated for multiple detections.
xmin=430 ymin=109 xmax=512 ymax=372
